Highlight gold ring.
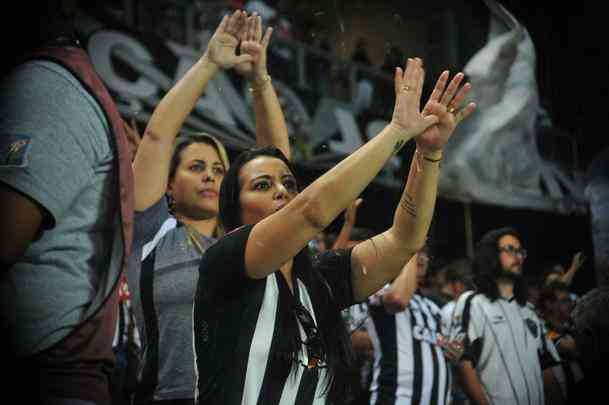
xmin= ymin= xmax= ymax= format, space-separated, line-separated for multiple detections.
xmin=401 ymin=85 xmax=412 ymax=92
xmin=447 ymin=106 xmax=456 ymax=114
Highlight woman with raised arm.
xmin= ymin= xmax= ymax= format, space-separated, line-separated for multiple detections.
xmin=193 ymin=58 xmax=476 ymax=404
xmin=126 ymin=11 xmax=289 ymax=405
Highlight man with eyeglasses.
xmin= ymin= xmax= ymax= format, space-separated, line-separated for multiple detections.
xmin=449 ymin=227 xmax=565 ymax=405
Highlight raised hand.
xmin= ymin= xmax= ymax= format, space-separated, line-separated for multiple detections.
xmin=235 ymin=13 xmax=273 ymax=83
xmin=390 ymin=58 xmax=439 ymax=142
xmin=416 ymin=70 xmax=477 ymax=154
xmin=345 ymin=198 xmax=363 ymax=225
xmin=570 ymin=251 xmax=586 ymax=270
xmin=204 ymin=10 xmax=253 ymax=69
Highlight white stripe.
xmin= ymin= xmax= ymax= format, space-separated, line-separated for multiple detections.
xmin=419 ymin=297 xmax=449 ymax=405
xmin=395 ymin=309 xmax=414 ymax=401
xmin=241 ymin=276 xmax=279 ymax=405
xmin=192 ymin=297 xmax=199 ymax=401
xmin=141 ymin=217 xmax=177 ymax=260
xmin=278 ymin=365 xmax=304 ymax=405
xmin=367 ymin=317 xmax=381 ymax=404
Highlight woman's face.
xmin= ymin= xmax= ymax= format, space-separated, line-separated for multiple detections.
xmin=168 ymin=142 xmax=226 ymax=220
xmin=238 ymin=156 xmax=298 ymax=226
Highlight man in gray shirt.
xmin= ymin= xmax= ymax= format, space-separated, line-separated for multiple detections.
xmin=0 ymin=1 xmax=133 ymax=403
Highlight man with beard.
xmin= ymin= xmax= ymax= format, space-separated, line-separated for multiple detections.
xmin=449 ymin=227 xmax=565 ymax=405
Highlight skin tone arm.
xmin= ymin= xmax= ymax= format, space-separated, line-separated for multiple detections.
xmin=0 ymin=186 xmax=44 ymax=269
xmin=349 ymin=69 xmax=476 ymax=301
xmin=236 ymin=14 xmax=290 ymax=160
xmin=560 ymin=251 xmax=585 ymax=286
xmin=244 ymin=57 xmax=440 ymax=279
xmin=458 ymin=361 xmax=490 ymax=405
xmin=132 ymin=11 xmax=253 ymax=211
xmin=382 ymin=255 xmax=418 ymax=313
xmin=332 ymin=198 xmax=363 ymax=250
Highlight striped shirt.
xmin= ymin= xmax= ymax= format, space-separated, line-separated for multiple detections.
xmin=126 ymin=197 xmax=215 ymax=403
xmin=366 ymin=289 xmax=451 ymax=405
xmin=193 ymin=224 xmax=355 ymax=405
xmin=449 ymin=291 xmax=561 ymax=405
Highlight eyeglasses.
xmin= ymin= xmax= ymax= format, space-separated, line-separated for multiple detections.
xmin=499 ymin=245 xmax=528 ymax=259
xmin=292 ymin=302 xmax=326 ymax=369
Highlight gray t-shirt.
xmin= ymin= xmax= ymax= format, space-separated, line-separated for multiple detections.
xmin=0 ymin=60 xmax=119 ymax=356
xmin=127 ymin=197 xmax=215 ymax=402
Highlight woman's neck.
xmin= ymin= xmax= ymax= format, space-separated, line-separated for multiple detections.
xmin=176 ymin=214 xmax=218 ymax=237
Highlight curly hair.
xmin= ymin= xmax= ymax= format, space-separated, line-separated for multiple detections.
xmin=473 ymin=227 xmax=528 ymax=306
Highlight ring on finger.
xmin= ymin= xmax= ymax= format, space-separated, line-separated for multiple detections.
xmin=447 ymin=105 xmax=456 ymax=114
xmin=401 ymin=85 xmax=412 ymax=92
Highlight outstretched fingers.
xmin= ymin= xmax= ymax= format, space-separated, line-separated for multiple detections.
xmin=454 ymin=102 xmax=477 ymax=124
xmin=255 ymin=14 xmax=263 ymax=42
xmin=428 ymin=70 xmax=449 ymax=105
xmin=261 ymin=26 xmax=273 ymax=48
xmin=225 ymin=10 xmax=244 ymax=37
xmin=447 ymin=82 xmax=471 ymax=111
xmin=440 ymin=72 xmax=464 ymax=106
xmin=218 ymin=14 xmax=229 ymax=32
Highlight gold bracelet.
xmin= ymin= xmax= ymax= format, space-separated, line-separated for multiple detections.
xmin=248 ymin=74 xmax=272 ymax=94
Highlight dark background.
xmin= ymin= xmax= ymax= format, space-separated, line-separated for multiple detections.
xmin=284 ymin=0 xmax=605 ymax=295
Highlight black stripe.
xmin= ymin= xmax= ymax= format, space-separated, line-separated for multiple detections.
xmin=257 ymin=274 xmax=296 ymax=405
xmin=117 ymin=300 xmax=125 ymax=347
xmin=420 ymin=298 xmax=441 ymax=405
xmin=223 ymin=279 xmax=268 ymax=404
xmin=294 ymin=368 xmax=320 ymax=405
xmin=461 ymin=293 xmax=480 ymax=366
xmin=461 ymin=293 xmax=477 ymax=333
xmin=134 ymin=249 xmax=159 ymax=403
xmin=443 ymin=358 xmax=451 ymax=405
xmin=370 ymin=307 xmax=398 ymax=405
xmin=409 ymin=306 xmax=424 ymax=405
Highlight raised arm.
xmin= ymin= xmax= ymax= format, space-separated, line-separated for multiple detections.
xmin=382 ymin=254 xmax=418 ymax=313
xmin=349 ymin=69 xmax=477 ymax=301
xmin=332 ymin=198 xmax=362 ymax=250
xmin=132 ymin=10 xmax=252 ymax=211
xmin=235 ymin=14 xmax=290 ymax=159
xmin=561 ymin=251 xmax=585 ymax=286
xmin=458 ymin=361 xmax=490 ymax=405
xmin=244 ymin=58 xmax=439 ymax=279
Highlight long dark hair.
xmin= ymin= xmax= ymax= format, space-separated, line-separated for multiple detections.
xmin=219 ymin=146 xmax=355 ymax=402
xmin=473 ymin=227 xmax=528 ymax=306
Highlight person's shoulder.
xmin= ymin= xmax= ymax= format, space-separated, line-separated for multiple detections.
xmin=6 ymin=60 xmax=81 ymax=92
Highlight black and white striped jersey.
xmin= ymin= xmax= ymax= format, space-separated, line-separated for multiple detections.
xmin=366 ymin=289 xmax=451 ymax=405
xmin=449 ymin=291 xmax=561 ymax=405
xmin=193 ymin=224 xmax=355 ymax=405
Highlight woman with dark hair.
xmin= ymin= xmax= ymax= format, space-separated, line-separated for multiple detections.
xmin=126 ymin=11 xmax=290 ymax=405
xmin=194 ymin=57 xmax=476 ymax=404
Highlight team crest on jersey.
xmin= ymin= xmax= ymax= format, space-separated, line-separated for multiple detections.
xmin=413 ymin=325 xmax=440 ymax=345
xmin=525 ymin=318 xmax=538 ymax=338
xmin=1 ymin=134 xmax=31 ymax=167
